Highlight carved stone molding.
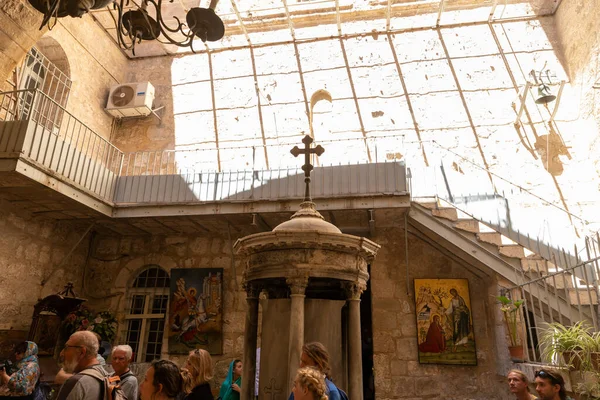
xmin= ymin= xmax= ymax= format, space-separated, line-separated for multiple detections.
xmin=286 ymin=276 xmax=309 ymax=295
xmin=343 ymin=281 xmax=366 ymax=300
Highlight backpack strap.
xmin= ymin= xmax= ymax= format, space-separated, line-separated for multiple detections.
xmin=55 ymin=374 xmax=86 ymax=400
xmin=118 ymin=371 xmax=132 ymax=382
xmin=79 ymin=368 xmax=106 ymax=381
xmin=79 ymin=368 xmax=108 ymax=400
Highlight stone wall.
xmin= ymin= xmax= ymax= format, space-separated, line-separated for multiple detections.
xmin=553 ymin=0 xmax=600 ymax=185
xmin=0 ymin=201 xmax=90 ymax=332
xmin=84 ymin=233 xmax=246 ymax=392
xmin=42 ymin=19 xmax=128 ymax=140
xmin=77 ymin=220 xmax=513 ymax=399
xmin=0 ymin=0 xmax=44 ymax=87
xmin=0 ymin=2 xmax=128 ymax=139
xmin=370 ymin=225 xmax=509 ymax=399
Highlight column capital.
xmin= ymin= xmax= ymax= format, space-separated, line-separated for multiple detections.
xmin=286 ymin=276 xmax=309 ymax=295
xmin=243 ymin=281 xmax=262 ymax=299
xmin=343 ymin=281 xmax=366 ymax=300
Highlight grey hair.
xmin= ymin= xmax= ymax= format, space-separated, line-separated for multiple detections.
xmin=71 ymin=331 xmax=99 ymax=359
xmin=112 ymin=345 xmax=133 ymax=361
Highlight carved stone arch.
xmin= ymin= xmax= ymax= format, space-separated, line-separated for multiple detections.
xmin=114 ymin=253 xmax=177 ymax=290
xmin=35 ymin=35 xmax=71 ymax=79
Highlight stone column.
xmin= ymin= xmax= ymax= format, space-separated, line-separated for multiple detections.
xmin=345 ymin=282 xmax=366 ymax=400
xmin=242 ymin=282 xmax=260 ymax=400
xmin=287 ymin=276 xmax=308 ymax=395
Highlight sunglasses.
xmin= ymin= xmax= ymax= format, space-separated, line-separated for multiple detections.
xmin=535 ymin=370 xmax=561 ymax=385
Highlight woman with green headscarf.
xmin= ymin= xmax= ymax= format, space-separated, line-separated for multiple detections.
xmin=218 ymin=359 xmax=242 ymax=400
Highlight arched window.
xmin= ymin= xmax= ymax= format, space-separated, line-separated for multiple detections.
xmin=125 ymin=266 xmax=170 ymax=363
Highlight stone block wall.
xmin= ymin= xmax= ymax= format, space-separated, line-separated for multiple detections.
xmin=0 ymin=201 xmax=90 ymax=332
xmin=0 ymin=0 xmax=44 ymax=87
xmin=42 ymin=19 xmax=128 ymax=140
xmin=84 ymin=233 xmax=247 ymax=391
xmin=369 ymin=225 xmax=509 ymax=399
xmin=0 ymin=2 xmax=128 ymax=140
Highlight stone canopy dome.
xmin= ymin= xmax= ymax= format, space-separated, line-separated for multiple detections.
xmin=234 ymin=200 xmax=380 ymax=284
xmin=272 ymin=201 xmax=341 ymax=234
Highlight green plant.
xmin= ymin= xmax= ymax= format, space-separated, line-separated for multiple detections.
xmin=63 ymin=306 xmax=118 ymax=343
xmin=540 ymin=321 xmax=593 ymax=369
xmin=497 ymin=295 xmax=524 ymax=347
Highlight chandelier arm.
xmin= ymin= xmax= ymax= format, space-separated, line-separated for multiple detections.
xmin=149 ymin=0 xmax=200 ymax=49
xmin=150 ymin=0 xmax=186 ymax=34
xmin=113 ymin=0 xmax=137 ymax=51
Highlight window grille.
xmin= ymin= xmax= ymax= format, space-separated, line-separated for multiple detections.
xmin=14 ymin=47 xmax=72 ymax=131
xmin=124 ymin=266 xmax=170 ymax=363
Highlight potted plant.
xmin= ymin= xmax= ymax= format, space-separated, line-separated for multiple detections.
xmin=497 ymin=295 xmax=525 ymax=360
xmin=540 ymin=321 xmax=592 ymax=370
xmin=589 ymin=332 xmax=600 ymax=371
xmin=63 ymin=306 xmax=118 ymax=343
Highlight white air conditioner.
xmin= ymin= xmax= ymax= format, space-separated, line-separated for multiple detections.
xmin=105 ymin=82 xmax=155 ymax=118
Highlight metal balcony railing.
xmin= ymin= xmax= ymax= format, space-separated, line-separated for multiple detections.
xmin=115 ymin=149 xmax=408 ymax=204
xmin=0 ymin=89 xmax=124 ymax=202
xmin=408 ymin=141 xmax=592 ymax=260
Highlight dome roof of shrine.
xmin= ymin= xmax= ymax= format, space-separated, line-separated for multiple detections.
xmin=272 ymin=201 xmax=341 ymax=234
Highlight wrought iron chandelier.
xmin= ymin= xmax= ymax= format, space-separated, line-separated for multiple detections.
xmin=28 ymin=0 xmax=225 ymax=54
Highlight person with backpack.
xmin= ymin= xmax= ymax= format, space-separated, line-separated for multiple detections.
xmin=0 ymin=341 xmax=40 ymax=399
xmin=55 ymin=331 xmax=109 ymax=400
xmin=110 ymin=345 xmax=137 ymax=400
xmin=287 ymin=342 xmax=347 ymax=400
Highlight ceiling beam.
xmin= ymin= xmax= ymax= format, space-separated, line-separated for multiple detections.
xmin=280 ymin=0 xmax=296 ymax=39
xmin=229 ymin=0 xmax=252 ymax=46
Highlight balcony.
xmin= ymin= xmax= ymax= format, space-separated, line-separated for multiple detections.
xmin=0 ymin=89 xmax=410 ymax=230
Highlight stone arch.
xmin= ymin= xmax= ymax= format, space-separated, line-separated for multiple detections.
xmin=114 ymin=253 xmax=178 ymax=290
xmin=35 ymin=35 xmax=71 ymax=79
xmin=112 ymin=254 xmax=177 ymax=344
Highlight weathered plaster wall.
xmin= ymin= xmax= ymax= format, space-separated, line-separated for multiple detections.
xmin=553 ymin=0 xmax=600 ymax=195
xmin=554 ymin=0 xmax=600 ymax=84
xmin=85 ymin=233 xmax=245 ymax=393
xmin=0 ymin=0 xmax=44 ymax=88
xmin=370 ymin=224 xmax=508 ymax=399
xmin=0 ymin=201 xmax=90 ymax=332
xmin=0 ymin=2 xmax=128 ymax=139
xmin=43 ymin=19 xmax=128 ymax=139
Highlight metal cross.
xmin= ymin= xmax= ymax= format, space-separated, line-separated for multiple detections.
xmin=290 ymin=135 xmax=324 ymax=202
xmin=263 ymin=378 xmax=282 ymax=400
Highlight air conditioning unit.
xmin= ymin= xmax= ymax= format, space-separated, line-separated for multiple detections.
xmin=105 ymin=82 xmax=155 ymax=118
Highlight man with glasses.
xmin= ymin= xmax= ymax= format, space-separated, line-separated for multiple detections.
xmin=534 ymin=369 xmax=573 ymax=400
xmin=111 ymin=345 xmax=138 ymax=400
xmin=55 ymin=331 xmax=109 ymax=400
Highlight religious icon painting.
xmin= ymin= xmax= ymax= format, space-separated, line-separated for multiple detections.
xmin=168 ymin=268 xmax=224 ymax=355
xmin=414 ymin=278 xmax=477 ymax=366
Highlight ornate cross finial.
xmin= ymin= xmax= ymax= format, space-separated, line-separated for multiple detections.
xmin=291 ymin=135 xmax=324 ymax=202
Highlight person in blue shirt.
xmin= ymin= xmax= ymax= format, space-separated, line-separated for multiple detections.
xmin=288 ymin=342 xmax=343 ymax=400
